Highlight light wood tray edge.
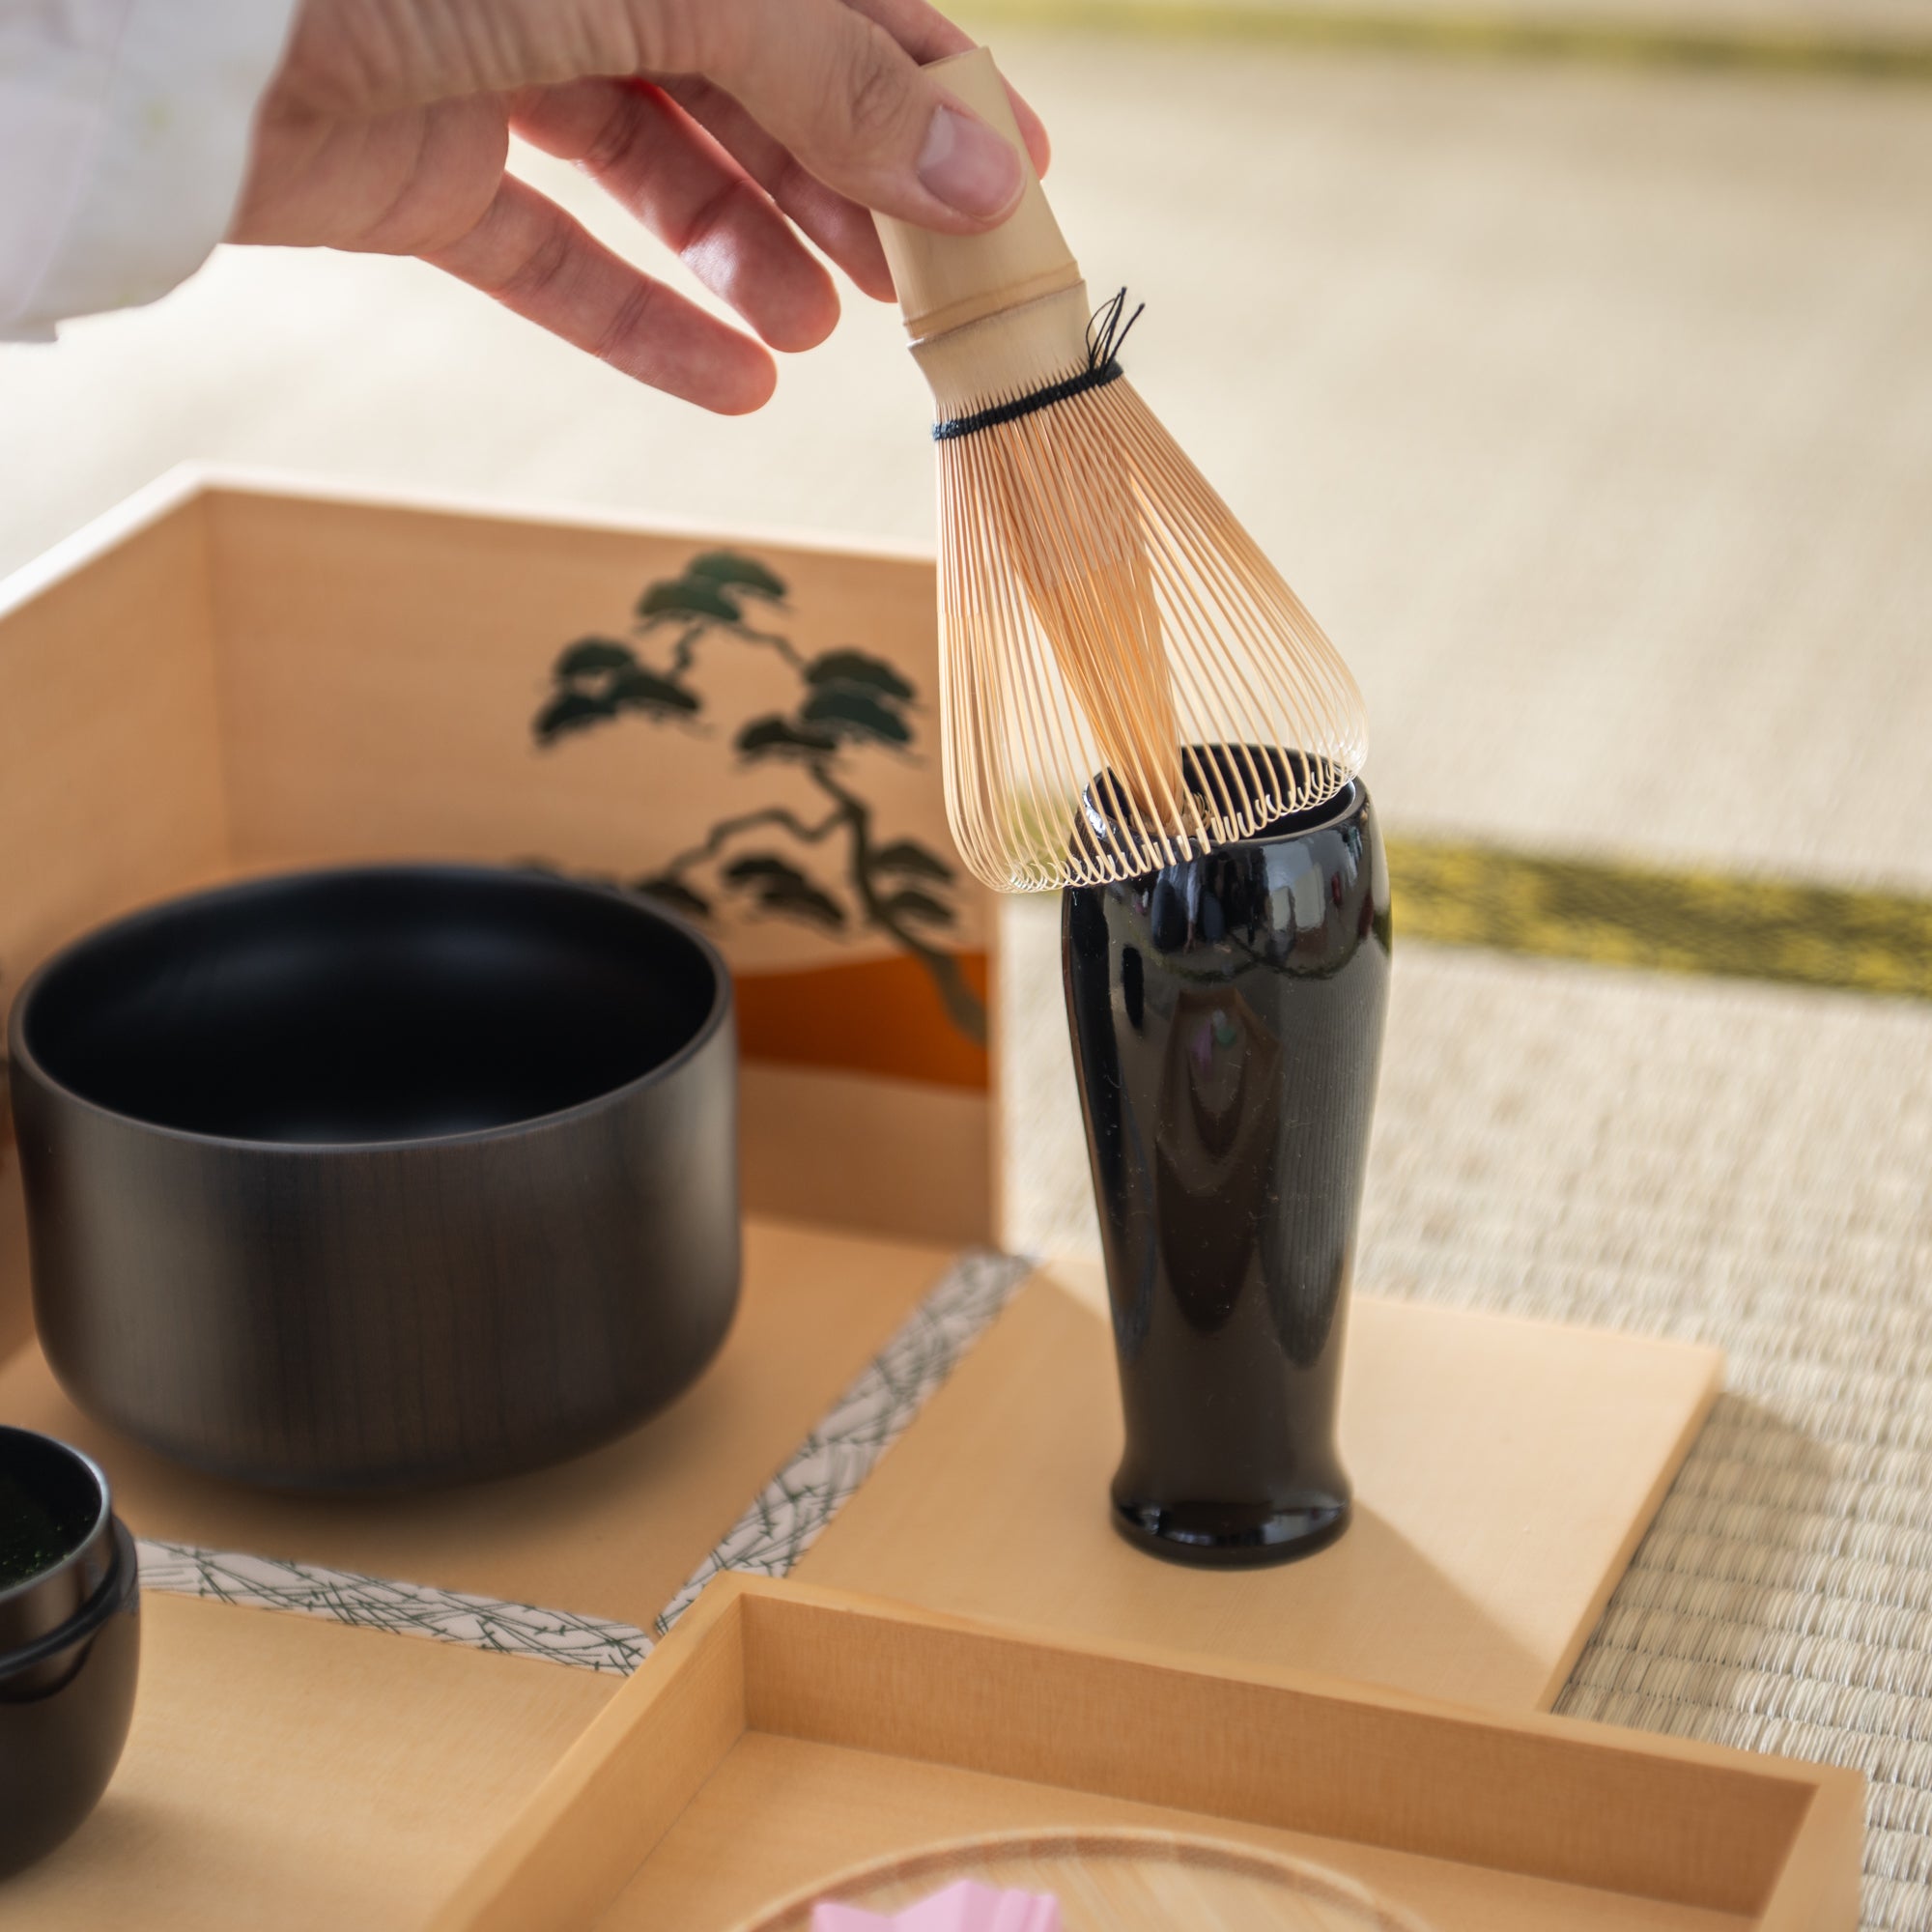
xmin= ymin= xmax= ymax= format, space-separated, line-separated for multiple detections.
xmin=426 ymin=1575 xmax=1864 ymax=1932
xmin=1026 ymin=1256 xmax=1730 ymax=1714
xmin=1534 ymin=1326 xmax=1725 ymax=1707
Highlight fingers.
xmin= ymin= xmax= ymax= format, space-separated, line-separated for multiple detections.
xmin=835 ymin=0 xmax=1052 ymax=176
xmin=654 ymin=75 xmax=896 ymax=301
xmin=692 ymin=0 xmax=1029 ymax=231
xmin=653 ymin=0 xmax=1052 ymax=307
xmin=514 ymin=80 xmax=839 ymax=352
xmin=426 ymin=174 xmax=777 ymax=412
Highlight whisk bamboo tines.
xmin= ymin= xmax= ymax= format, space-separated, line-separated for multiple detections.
xmin=875 ymin=47 xmax=1368 ymax=894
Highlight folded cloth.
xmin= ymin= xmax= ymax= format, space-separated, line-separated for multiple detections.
xmin=811 ymin=1878 xmax=1062 ymax=1931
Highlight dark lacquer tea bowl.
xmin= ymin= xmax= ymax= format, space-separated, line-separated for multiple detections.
xmin=0 ymin=1426 xmax=140 ymax=1877
xmin=7 ymin=864 xmax=740 ymax=1489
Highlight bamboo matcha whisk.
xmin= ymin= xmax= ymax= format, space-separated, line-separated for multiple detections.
xmin=875 ymin=47 xmax=1368 ymax=893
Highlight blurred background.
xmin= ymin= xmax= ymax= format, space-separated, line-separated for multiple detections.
xmin=6 ymin=8 xmax=1932 ymax=1921
xmin=8 ymin=9 xmax=1931 ymax=882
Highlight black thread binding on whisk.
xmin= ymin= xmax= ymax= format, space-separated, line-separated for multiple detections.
xmin=931 ymin=289 xmax=1145 ymax=442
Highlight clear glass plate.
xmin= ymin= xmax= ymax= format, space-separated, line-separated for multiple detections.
xmin=733 ymin=1826 xmax=1435 ymax=1931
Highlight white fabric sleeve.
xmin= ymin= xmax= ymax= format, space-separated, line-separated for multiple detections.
xmin=0 ymin=0 xmax=301 ymax=342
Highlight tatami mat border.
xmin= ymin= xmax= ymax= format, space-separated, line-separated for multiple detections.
xmin=1386 ymin=837 xmax=1932 ymax=1002
xmin=960 ymin=0 xmax=1932 ymax=81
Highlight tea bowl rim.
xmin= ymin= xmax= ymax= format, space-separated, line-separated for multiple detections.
xmin=6 ymin=860 xmax=734 ymax=1159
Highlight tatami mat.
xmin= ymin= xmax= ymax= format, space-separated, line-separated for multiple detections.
xmin=1003 ymin=892 xmax=1932 ymax=1927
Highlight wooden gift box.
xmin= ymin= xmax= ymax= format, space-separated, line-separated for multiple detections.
xmin=0 ymin=470 xmax=1017 ymax=1930
xmin=0 ymin=465 xmax=1000 ymax=1365
xmin=0 ymin=470 xmax=1858 ymax=1928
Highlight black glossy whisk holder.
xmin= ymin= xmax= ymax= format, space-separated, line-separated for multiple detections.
xmin=1062 ymin=748 xmax=1391 ymax=1566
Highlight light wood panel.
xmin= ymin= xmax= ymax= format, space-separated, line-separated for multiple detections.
xmin=0 ymin=484 xmax=230 ymax=996
xmin=797 ymin=1264 xmax=1722 ymax=1710
xmin=0 ymin=1593 xmax=615 ymax=1932
xmin=0 ymin=1219 xmax=961 ymax=1629
xmin=739 ymin=1065 xmax=991 ymax=1248
xmin=427 ymin=1577 xmax=1861 ymax=1932
xmin=200 ymin=483 xmax=990 ymax=973
xmin=0 ymin=482 xmax=235 ymax=1347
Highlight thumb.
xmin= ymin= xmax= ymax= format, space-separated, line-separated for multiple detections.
xmin=696 ymin=0 xmax=1026 ymax=230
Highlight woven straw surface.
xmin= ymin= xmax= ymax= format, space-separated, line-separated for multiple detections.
xmin=1002 ymin=894 xmax=1932 ymax=1929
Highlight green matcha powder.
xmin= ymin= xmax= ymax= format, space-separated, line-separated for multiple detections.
xmin=0 ymin=1471 xmax=82 ymax=1590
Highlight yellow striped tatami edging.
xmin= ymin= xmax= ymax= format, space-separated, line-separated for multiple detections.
xmin=1388 ymin=838 xmax=1932 ymax=1003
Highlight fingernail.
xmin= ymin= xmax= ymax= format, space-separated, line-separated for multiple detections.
xmin=918 ymin=104 xmax=1023 ymax=220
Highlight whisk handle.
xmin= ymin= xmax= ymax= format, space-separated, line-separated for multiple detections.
xmin=875 ymin=46 xmax=1082 ymax=341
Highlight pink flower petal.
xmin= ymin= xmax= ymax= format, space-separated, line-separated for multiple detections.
xmin=895 ymin=1879 xmax=1063 ymax=1932
xmin=810 ymin=1879 xmax=1063 ymax=1932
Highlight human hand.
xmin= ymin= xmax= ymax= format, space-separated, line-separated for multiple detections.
xmin=231 ymin=0 xmax=1051 ymax=412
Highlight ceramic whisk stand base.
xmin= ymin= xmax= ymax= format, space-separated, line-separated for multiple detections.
xmin=1062 ymin=751 xmax=1392 ymax=1568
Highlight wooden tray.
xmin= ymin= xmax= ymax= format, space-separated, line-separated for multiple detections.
xmin=0 ymin=1239 xmax=1719 ymax=1717
xmin=0 ymin=1217 xmax=963 ymax=1634
xmin=428 ymin=1577 xmax=1863 ymax=1932
xmin=0 ymin=1594 xmax=616 ymax=1932
xmin=800 ymin=1263 xmax=1722 ymax=1711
